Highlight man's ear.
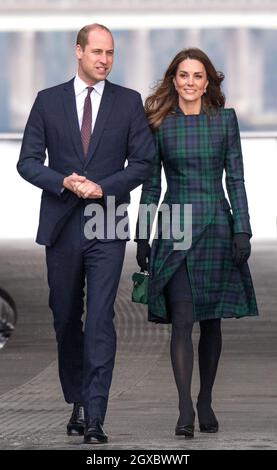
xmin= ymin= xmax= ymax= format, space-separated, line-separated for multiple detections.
xmin=75 ymin=44 xmax=83 ymax=60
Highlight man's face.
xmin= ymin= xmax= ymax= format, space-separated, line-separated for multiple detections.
xmin=76 ymin=29 xmax=114 ymax=85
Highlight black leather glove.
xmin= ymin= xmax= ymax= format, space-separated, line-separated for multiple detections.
xmin=136 ymin=240 xmax=151 ymax=272
xmin=232 ymin=233 xmax=251 ymax=266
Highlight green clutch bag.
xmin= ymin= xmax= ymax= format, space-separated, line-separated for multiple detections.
xmin=132 ymin=271 xmax=149 ymax=304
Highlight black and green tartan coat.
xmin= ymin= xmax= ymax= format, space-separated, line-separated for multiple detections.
xmin=137 ymin=107 xmax=258 ymax=323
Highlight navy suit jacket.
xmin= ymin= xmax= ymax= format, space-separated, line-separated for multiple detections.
xmin=17 ymin=79 xmax=155 ymax=246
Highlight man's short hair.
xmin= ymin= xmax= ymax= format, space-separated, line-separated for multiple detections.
xmin=76 ymin=23 xmax=113 ymax=50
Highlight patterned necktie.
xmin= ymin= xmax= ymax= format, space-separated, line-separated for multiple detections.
xmin=81 ymin=86 xmax=93 ymax=156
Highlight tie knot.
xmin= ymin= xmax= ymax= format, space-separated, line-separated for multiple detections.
xmin=87 ymin=86 xmax=93 ymax=95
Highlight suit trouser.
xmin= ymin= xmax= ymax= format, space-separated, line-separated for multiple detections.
xmin=45 ymin=204 xmax=126 ymax=423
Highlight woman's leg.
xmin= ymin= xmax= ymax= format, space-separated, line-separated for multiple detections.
xmin=197 ymin=318 xmax=222 ymax=429
xmin=164 ymin=260 xmax=195 ymax=431
xmin=170 ymin=300 xmax=195 ymax=425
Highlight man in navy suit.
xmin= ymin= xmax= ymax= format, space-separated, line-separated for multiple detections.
xmin=17 ymin=23 xmax=155 ymax=444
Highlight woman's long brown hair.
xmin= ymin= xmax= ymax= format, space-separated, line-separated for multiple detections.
xmin=145 ymin=48 xmax=225 ymax=130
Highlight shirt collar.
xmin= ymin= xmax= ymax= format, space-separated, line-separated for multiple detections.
xmin=74 ymin=74 xmax=105 ymax=97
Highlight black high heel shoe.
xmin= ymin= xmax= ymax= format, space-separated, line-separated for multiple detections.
xmin=196 ymin=402 xmax=219 ymax=433
xmin=175 ymin=411 xmax=195 ymax=438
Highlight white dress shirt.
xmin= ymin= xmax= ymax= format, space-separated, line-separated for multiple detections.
xmin=74 ymin=74 xmax=105 ymax=134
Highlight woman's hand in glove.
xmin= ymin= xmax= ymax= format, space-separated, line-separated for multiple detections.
xmin=136 ymin=240 xmax=151 ymax=272
xmin=232 ymin=233 xmax=251 ymax=266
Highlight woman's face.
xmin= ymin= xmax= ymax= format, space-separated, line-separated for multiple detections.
xmin=173 ymin=58 xmax=209 ymax=105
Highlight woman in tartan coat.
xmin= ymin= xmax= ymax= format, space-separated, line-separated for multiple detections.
xmin=136 ymin=48 xmax=258 ymax=438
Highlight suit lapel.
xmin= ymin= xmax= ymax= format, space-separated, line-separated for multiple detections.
xmin=62 ymin=78 xmax=84 ymax=163
xmin=84 ymin=80 xmax=116 ymax=168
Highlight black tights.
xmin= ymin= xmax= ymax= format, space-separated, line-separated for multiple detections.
xmin=170 ymin=300 xmax=222 ymax=425
xmin=197 ymin=318 xmax=222 ymax=424
xmin=170 ymin=301 xmax=194 ymax=425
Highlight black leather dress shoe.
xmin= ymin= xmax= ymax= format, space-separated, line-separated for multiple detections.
xmin=67 ymin=403 xmax=85 ymax=436
xmin=84 ymin=418 xmax=108 ymax=444
xmin=175 ymin=424 xmax=194 ymax=438
xmin=199 ymin=422 xmax=219 ymax=433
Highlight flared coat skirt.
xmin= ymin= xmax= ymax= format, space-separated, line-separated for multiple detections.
xmin=147 ymin=200 xmax=259 ymax=323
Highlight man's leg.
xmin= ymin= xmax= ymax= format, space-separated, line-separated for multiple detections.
xmin=45 ymin=208 xmax=85 ymax=404
xmin=82 ymin=239 xmax=126 ymax=424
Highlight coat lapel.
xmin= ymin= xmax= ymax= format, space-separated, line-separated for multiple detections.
xmin=84 ymin=80 xmax=116 ymax=168
xmin=62 ymin=78 xmax=84 ymax=163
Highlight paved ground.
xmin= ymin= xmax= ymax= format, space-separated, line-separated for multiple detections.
xmin=0 ymin=240 xmax=276 ymax=450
